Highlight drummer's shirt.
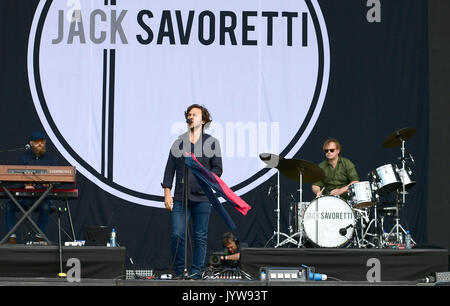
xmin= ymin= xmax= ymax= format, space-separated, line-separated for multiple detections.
xmin=312 ymin=157 xmax=360 ymax=200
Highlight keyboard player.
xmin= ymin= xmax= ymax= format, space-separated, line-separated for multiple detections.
xmin=4 ymin=131 xmax=56 ymax=244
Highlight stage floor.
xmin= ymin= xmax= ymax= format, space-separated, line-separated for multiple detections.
xmin=0 ymin=277 xmax=437 ymax=286
xmin=0 ymin=245 xmax=447 ymax=287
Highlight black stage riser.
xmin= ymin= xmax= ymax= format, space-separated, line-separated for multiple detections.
xmin=0 ymin=246 xmax=126 ymax=279
xmin=240 ymin=248 xmax=448 ymax=282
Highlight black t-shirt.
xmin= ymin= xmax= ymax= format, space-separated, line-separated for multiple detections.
xmin=223 ymin=242 xmax=248 ymax=267
xmin=161 ymin=133 xmax=223 ymax=203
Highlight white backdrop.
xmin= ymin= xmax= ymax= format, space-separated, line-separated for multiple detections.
xmin=28 ymin=0 xmax=329 ymax=208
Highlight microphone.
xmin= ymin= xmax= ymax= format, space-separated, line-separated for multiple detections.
xmin=186 ymin=118 xmax=192 ymax=124
xmin=339 ymin=224 xmax=353 ymax=236
xmin=267 ymin=185 xmax=278 ymax=197
xmin=0 ymin=144 xmax=31 ymax=153
xmin=267 ymin=185 xmax=272 ymax=196
xmin=407 ymin=151 xmax=415 ymax=164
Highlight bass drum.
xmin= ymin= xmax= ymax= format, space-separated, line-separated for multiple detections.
xmin=302 ymin=196 xmax=355 ymax=248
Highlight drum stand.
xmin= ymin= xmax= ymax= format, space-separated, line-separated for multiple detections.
xmin=266 ymin=171 xmax=299 ymax=248
xmin=283 ymin=170 xmax=306 ymax=248
xmin=387 ymin=139 xmax=416 ymax=245
xmin=267 ymin=170 xmax=306 ymax=248
xmin=387 ymin=191 xmax=415 ymax=244
xmin=354 ymin=204 xmax=385 ymax=248
xmin=353 ymin=209 xmax=373 ymax=248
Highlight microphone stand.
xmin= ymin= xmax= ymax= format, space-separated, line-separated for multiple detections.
xmin=56 ymin=207 xmax=68 ymax=278
xmin=182 ymin=158 xmax=190 ymax=279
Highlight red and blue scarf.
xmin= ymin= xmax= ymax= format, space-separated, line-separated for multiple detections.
xmin=184 ymin=153 xmax=251 ymax=230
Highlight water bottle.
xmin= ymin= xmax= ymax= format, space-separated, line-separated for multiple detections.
xmin=405 ymin=231 xmax=411 ymax=249
xmin=110 ymin=228 xmax=117 ymax=247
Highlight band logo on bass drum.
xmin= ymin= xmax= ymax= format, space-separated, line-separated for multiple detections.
xmin=304 ymin=211 xmax=354 ymax=220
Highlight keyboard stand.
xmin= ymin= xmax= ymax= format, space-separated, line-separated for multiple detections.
xmin=64 ymin=198 xmax=76 ymax=241
xmin=0 ymin=182 xmax=53 ymax=245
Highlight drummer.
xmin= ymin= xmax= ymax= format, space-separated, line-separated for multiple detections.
xmin=312 ymin=138 xmax=359 ymax=201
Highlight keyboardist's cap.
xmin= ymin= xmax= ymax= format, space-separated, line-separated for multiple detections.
xmin=30 ymin=131 xmax=46 ymax=141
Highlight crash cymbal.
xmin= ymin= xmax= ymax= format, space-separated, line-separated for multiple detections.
xmin=382 ymin=127 xmax=416 ymax=148
xmin=276 ymin=158 xmax=325 ymax=183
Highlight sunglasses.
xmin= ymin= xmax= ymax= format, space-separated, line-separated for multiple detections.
xmin=324 ymin=149 xmax=336 ymax=153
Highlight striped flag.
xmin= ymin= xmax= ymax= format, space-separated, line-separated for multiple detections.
xmin=184 ymin=153 xmax=251 ymax=230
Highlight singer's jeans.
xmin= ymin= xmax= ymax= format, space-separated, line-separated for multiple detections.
xmin=5 ymin=199 xmax=51 ymax=237
xmin=171 ymin=201 xmax=211 ymax=277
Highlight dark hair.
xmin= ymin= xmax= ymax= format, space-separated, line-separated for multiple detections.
xmin=184 ymin=104 xmax=212 ymax=127
xmin=222 ymin=232 xmax=237 ymax=246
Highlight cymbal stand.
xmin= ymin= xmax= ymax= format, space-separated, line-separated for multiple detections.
xmin=266 ymin=171 xmax=298 ymax=247
xmin=388 ymin=138 xmax=416 ymax=244
xmin=295 ymin=168 xmax=305 ymax=247
xmin=278 ymin=168 xmax=306 ymax=248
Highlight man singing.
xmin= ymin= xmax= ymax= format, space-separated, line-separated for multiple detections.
xmin=161 ymin=104 xmax=222 ymax=279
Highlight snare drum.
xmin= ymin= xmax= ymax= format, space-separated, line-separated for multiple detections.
xmin=347 ymin=181 xmax=375 ymax=208
xmin=301 ymin=196 xmax=355 ymax=248
xmin=370 ymin=164 xmax=402 ymax=194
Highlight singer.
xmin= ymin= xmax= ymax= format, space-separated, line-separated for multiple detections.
xmin=161 ymin=104 xmax=222 ymax=279
xmin=4 ymin=131 xmax=56 ymax=244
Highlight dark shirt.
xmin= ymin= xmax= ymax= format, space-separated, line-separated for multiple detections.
xmin=19 ymin=150 xmax=56 ymax=189
xmin=20 ymin=150 xmax=56 ymax=166
xmin=312 ymin=156 xmax=359 ymax=200
xmin=223 ymin=242 xmax=248 ymax=267
xmin=162 ymin=132 xmax=222 ymax=203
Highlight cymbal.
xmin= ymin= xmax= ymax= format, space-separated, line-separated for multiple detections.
xmin=259 ymin=153 xmax=325 ymax=182
xmin=382 ymin=127 xmax=416 ymax=148
xmin=277 ymin=158 xmax=325 ymax=183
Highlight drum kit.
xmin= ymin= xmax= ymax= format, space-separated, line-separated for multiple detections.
xmin=261 ymin=127 xmax=417 ymax=249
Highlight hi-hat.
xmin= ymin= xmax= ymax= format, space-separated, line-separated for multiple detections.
xmin=259 ymin=153 xmax=325 ymax=183
xmin=382 ymin=127 xmax=416 ymax=148
xmin=259 ymin=153 xmax=280 ymax=168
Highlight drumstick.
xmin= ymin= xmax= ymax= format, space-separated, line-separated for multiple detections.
xmin=316 ymin=187 xmax=325 ymax=198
